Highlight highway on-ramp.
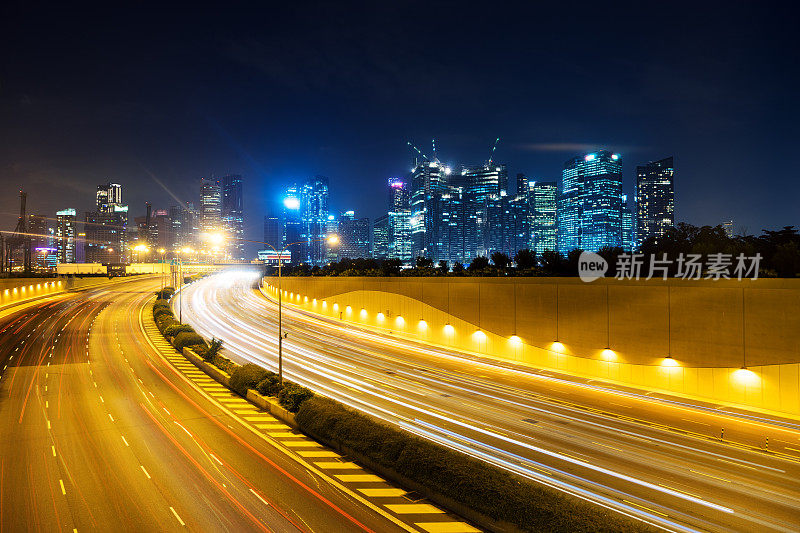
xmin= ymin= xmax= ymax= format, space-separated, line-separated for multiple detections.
xmin=178 ymin=270 xmax=800 ymax=533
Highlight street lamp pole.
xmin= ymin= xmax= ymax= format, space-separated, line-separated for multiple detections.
xmin=256 ymin=236 xmax=337 ymax=384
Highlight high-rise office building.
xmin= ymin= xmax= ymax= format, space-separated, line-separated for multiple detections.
xmin=86 ymin=182 xmax=128 ymax=263
xmin=529 ymin=181 xmax=558 ymax=255
xmin=55 ymin=208 xmax=76 ymax=264
xmin=85 ymin=205 xmax=128 ymax=263
xmin=200 ymin=177 xmax=222 ymax=234
xmin=373 ymin=215 xmax=390 ymax=260
xmin=621 ymin=196 xmax=634 ymax=251
xmin=280 ymin=176 xmax=330 ymax=265
xmin=485 ymin=193 xmax=530 ymax=257
xmin=221 ymin=174 xmax=244 ymax=259
xmin=460 ymin=163 xmax=508 ymax=255
xmin=635 ymin=156 xmax=674 ymax=249
xmin=263 ymin=213 xmax=282 ymax=250
xmin=96 ymin=183 xmax=122 ymax=213
xmin=558 ymin=150 xmax=623 ymax=252
xmin=338 ymin=210 xmax=371 ymax=259
xmin=410 ymin=160 xmax=449 ymax=259
xmin=387 ymin=178 xmax=412 ymax=262
xmin=300 ymin=175 xmax=330 ymax=265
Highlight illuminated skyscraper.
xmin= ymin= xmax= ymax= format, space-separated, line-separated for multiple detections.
xmin=410 ymin=160 xmax=449 ymax=259
xmin=221 ymin=174 xmax=244 ymax=259
xmin=56 ymin=208 xmax=76 ymax=264
xmin=338 ymin=210 xmax=371 ymax=259
xmin=459 ymin=163 xmax=508 ymax=255
xmin=200 ymin=177 xmax=222 ymax=234
xmin=96 ymin=183 xmax=122 ymax=213
xmin=86 ymin=182 xmax=128 ymax=263
xmin=387 ymin=178 xmax=412 ymax=262
xmin=529 ymin=181 xmax=558 ymax=255
xmin=621 ymin=196 xmax=634 ymax=251
xmin=558 ymin=151 xmax=623 ymax=252
xmin=281 ymin=177 xmax=330 ymax=265
xmin=635 ymin=157 xmax=674 ymax=249
xmin=373 ymin=215 xmax=390 ymax=260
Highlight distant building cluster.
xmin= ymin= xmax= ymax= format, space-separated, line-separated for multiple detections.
xmin=265 ymin=147 xmax=675 ymax=267
xmin=10 ymin=175 xmax=246 ymax=272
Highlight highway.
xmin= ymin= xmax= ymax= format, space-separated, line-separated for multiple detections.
xmin=178 ymin=270 xmax=800 ymax=533
xmin=0 ymin=277 xmax=451 ymax=532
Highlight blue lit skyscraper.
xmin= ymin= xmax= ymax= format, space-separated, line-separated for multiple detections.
xmin=557 ymin=150 xmax=623 ymax=252
xmin=387 ymin=178 xmax=412 ymax=262
xmin=410 ymin=159 xmax=449 ymax=259
xmin=221 ymin=174 xmax=244 ymax=259
xmin=528 ymin=181 xmax=558 ymax=255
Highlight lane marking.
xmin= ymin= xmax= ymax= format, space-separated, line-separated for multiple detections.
xmin=690 ymin=470 xmax=732 ymax=483
xmin=169 ymin=506 xmax=185 ymax=526
xmin=140 ymin=466 xmax=151 ymax=479
xmin=249 ymin=488 xmax=271 ymax=507
xmin=59 ymin=479 xmax=66 ymax=495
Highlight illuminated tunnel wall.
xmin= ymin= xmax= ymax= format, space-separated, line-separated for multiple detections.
xmin=263 ymin=276 xmax=800 ymax=417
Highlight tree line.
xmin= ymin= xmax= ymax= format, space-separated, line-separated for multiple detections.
xmin=276 ymin=224 xmax=800 ymax=278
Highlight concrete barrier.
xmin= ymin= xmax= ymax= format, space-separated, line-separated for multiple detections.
xmin=264 ymin=276 xmax=800 ymax=419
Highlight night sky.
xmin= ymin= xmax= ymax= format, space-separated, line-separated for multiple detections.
xmin=2 ymin=2 xmax=798 ymax=250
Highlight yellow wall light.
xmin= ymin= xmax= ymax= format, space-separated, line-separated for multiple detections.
xmin=418 ymin=319 xmax=427 ymax=330
xmin=473 ymin=330 xmax=487 ymax=341
xmin=551 ymin=341 xmax=565 ymax=352
xmin=444 ymin=323 xmax=454 ymax=335
xmin=360 ymin=308 xmax=367 ymax=319
xmin=661 ymin=356 xmax=680 ymax=367
xmin=377 ymin=312 xmax=385 ymax=322
xmin=733 ymin=367 xmax=760 ymax=386
xmin=395 ymin=316 xmax=405 ymax=327
xmin=601 ymin=348 xmax=616 ymax=361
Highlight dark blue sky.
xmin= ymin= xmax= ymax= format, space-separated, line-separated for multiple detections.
xmin=1 ymin=1 xmax=797 ymax=246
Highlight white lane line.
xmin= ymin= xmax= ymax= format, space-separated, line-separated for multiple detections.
xmin=140 ymin=465 xmax=151 ymax=479
xmin=59 ymin=479 xmax=66 ymax=495
xmin=121 ymin=436 xmax=129 ymax=447
xmin=108 ymin=414 xmax=115 ymax=422
xmin=51 ymin=445 xmax=57 ymax=457
xmin=249 ymin=488 xmax=270 ymax=507
xmin=169 ymin=507 xmax=185 ymax=526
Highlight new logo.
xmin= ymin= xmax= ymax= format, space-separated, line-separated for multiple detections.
xmin=578 ymin=251 xmax=608 ymax=282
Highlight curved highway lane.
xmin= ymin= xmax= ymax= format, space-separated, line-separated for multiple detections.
xmin=177 ymin=270 xmax=800 ymax=533
xmin=0 ymin=277 xmax=423 ymax=532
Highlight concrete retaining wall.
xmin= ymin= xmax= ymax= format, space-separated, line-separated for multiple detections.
xmin=264 ymin=276 xmax=800 ymax=418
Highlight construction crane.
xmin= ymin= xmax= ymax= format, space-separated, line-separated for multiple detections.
xmin=406 ymin=141 xmax=430 ymax=162
xmin=487 ymin=137 xmax=500 ymax=165
xmin=4 ymin=191 xmax=31 ymax=274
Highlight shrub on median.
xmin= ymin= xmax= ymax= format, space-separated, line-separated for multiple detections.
xmin=277 ymin=383 xmax=314 ymax=413
xmin=164 ymin=324 xmax=195 ymax=337
xmin=153 ymin=307 xmax=174 ymax=320
xmin=295 ymin=397 xmax=650 ymax=533
xmin=156 ymin=315 xmax=178 ymax=334
xmin=173 ymin=331 xmax=206 ymax=351
xmin=212 ymin=353 xmax=239 ymax=375
xmin=155 ymin=287 xmax=175 ymax=299
xmin=230 ymin=364 xmax=269 ymax=396
xmin=256 ymin=372 xmax=283 ymax=397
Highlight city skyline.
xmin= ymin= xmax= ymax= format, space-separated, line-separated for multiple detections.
xmin=2 ymin=3 xmax=797 ymax=243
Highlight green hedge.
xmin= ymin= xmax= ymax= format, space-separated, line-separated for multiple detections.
xmin=256 ymin=372 xmax=282 ymax=397
xmin=164 ymin=324 xmax=195 ymax=337
xmin=154 ymin=298 xmax=171 ymax=309
xmin=212 ymin=353 xmax=239 ymax=375
xmin=277 ymin=383 xmax=314 ymax=412
xmin=153 ymin=307 xmax=174 ymax=320
xmin=295 ymin=397 xmax=650 ymax=533
xmin=230 ymin=364 xmax=269 ymax=396
xmin=155 ymin=315 xmax=178 ymax=333
xmin=173 ymin=331 xmax=206 ymax=351
xmin=155 ymin=287 xmax=175 ymax=299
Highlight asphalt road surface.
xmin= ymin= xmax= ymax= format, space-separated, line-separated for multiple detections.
xmin=0 ymin=277 xmax=454 ymax=532
xmin=177 ymin=269 xmax=800 ymax=533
